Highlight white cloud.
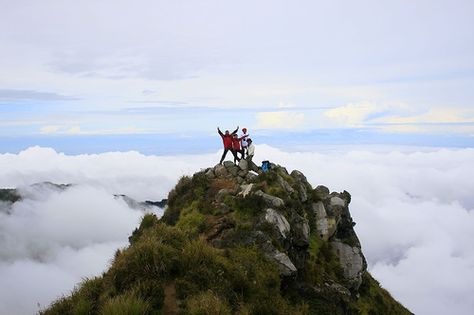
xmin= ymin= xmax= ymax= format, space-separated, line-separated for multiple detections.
xmin=256 ymin=111 xmax=305 ymax=129
xmin=39 ymin=125 xmax=158 ymax=136
xmin=323 ymin=102 xmax=474 ymax=134
xmin=0 ymin=184 xmax=142 ymax=315
xmin=370 ymin=107 xmax=474 ymax=134
xmin=40 ymin=125 xmax=80 ymax=135
xmin=375 ymin=107 xmax=474 ymax=124
xmin=324 ymin=101 xmax=380 ymax=126
xmin=1 ymin=145 xmax=474 ymax=315
xmin=323 ymin=101 xmax=415 ymax=127
xmin=64 ymin=126 xmax=81 ymax=135
xmin=40 ymin=125 xmax=63 ymax=134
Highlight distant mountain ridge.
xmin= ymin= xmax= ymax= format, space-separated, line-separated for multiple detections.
xmin=40 ymin=161 xmax=412 ymax=314
xmin=0 ymin=182 xmax=167 ymax=215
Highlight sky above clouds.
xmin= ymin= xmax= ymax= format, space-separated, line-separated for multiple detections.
xmin=1 ymin=145 xmax=473 ymax=315
xmin=1 ymin=0 xmax=474 ymax=149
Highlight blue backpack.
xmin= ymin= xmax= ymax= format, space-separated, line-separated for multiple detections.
xmin=261 ymin=160 xmax=271 ymax=172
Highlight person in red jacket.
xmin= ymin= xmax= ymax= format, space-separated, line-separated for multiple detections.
xmin=233 ymin=132 xmax=248 ymax=161
xmin=218 ymin=126 xmax=239 ymax=164
xmin=232 ymin=133 xmax=243 ymax=163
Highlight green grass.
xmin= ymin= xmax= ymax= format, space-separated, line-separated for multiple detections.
xmin=129 ymin=213 xmax=159 ymax=244
xmin=226 ymin=194 xmax=266 ymax=220
xmin=304 ymin=233 xmax=345 ymax=286
xmin=176 ymin=204 xmax=207 ymax=237
xmin=162 ymin=173 xmax=214 ymax=226
xmin=99 ymin=293 xmax=151 ymax=315
xmin=186 ymin=290 xmax=232 ymax=315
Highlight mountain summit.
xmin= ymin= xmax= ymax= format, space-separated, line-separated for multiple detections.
xmin=42 ymin=161 xmax=412 ymax=315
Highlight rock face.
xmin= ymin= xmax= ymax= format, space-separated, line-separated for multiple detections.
xmin=189 ymin=162 xmax=368 ymax=290
xmin=255 ymin=190 xmax=285 ymax=208
xmin=264 ymin=208 xmax=290 ymax=239
xmin=272 ymin=251 xmax=298 ymax=276
xmin=238 ymin=159 xmax=248 ymax=171
xmin=330 ymin=240 xmax=365 ymax=289
xmin=312 ymin=201 xmax=337 ymax=241
xmin=314 ymin=185 xmax=330 ymax=200
xmin=41 ymin=162 xmax=413 ymax=315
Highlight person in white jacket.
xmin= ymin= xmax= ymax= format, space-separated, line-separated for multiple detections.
xmin=246 ymin=139 xmax=257 ymax=171
xmin=239 ymin=127 xmax=249 ymax=158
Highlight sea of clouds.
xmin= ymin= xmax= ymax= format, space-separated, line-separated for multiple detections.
xmin=0 ymin=145 xmax=473 ymax=315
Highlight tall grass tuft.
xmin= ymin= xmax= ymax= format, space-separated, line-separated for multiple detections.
xmin=186 ymin=290 xmax=231 ymax=315
xmin=99 ymin=293 xmax=151 ymax=315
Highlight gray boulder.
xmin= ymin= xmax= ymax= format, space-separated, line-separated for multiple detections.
xmin=291 ymin=214 xmax=310 ymax=247
xmin=297 ymin=183 xmax=308 ymax=202
xmin=223 ymin=161 xmax=235 ymax=168
xmin=264 ymin=208 xmax=290 ymax=238
xmin=330 ymin=240 xmax=365 ymax=289
xmin=330 ymin=196 xmax=345 ymax=207
xmin=227 ymin=165 xmax=240 ymax=176
xmin=313 ymin=201 xmax=327 ymax=219
xmin=238 ymin=159 xmax=248 ymax=171
xmin=290 ymin=170 xmax=310 ymax=202
xmin=214 ymin=164 xmax=228 ymax=177
xmin=272 ymin=251 xmax=298 ymax=276
xmin=255 ymin=190 xmax=285 ymax=208
xmin=205 ymin=168 xmax=215 ymax=179
xmin=277 ymin=175 xmax=295 ymax=194
xmin=314 ymin=185 xmax=330 ymax=200
xmin=246 ymin=171 xmax=258 ymax=182
xmin=237 ymin=170 xmax=247 ymax=177
xmin=290 ymin=170 xmax=307 ymax=183
xmin=312 ymin=202 xmax=334 ymax=240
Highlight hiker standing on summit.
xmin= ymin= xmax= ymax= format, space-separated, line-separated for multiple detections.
xmin=239 ymin=127 xmax=249 ymax=159
xmin=218 ymin=126 xmax=239 ymax=164
xmin=231 ymin=133 xmax=243 ymax=164
xmin=246 ymin=138 xmax=258 ymax=171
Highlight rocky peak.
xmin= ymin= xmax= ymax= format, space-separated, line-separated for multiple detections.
xmin=42 ymin=162 xmax=412 ymax=315
xmin=172 ymin=162 xmax=367 ymax=290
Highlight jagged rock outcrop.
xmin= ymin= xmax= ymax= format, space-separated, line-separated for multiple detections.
xmin=330 ymin=240 xmax=365 ymax=289
xmin=197 ymin=162 xmax=367 ymax=290
xmin=255 ymin=190 xmax=285 ymax=208
xmin=41 ymin=162 xmax=412 ymax=315
xmin=264 ymin=208 xmax=290 ymax=239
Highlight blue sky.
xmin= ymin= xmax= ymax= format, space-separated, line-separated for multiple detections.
xmin=1 ymin=0 xmax=473 ymax=153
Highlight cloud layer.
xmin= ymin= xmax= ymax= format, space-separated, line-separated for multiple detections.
xmin=0 ymin=185 xmax=141 ymax=315
xmin=1 ymin=145 xmax=473 ymax=314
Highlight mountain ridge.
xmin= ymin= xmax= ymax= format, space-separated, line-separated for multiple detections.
xmin=41 ymin=161 xmax=412 ymax=314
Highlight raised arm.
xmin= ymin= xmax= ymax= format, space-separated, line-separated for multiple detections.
xmin=217 ymin=127 xmax=224 ymax=136
xmin=231 ymin=126 xmax=239 ymax=135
